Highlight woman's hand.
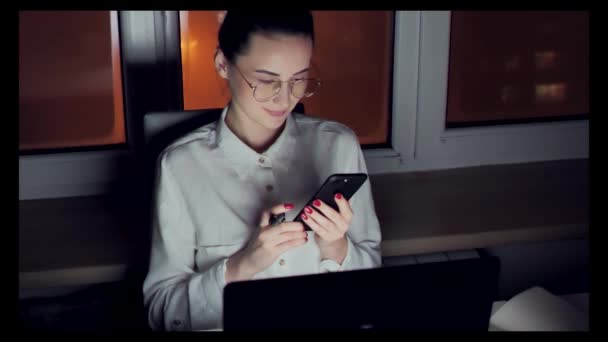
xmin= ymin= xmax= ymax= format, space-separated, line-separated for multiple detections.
xmin=299 ymin=193 xmax=352 ymax=264
xmin=225 ymin=203 xmax=307 ymax=283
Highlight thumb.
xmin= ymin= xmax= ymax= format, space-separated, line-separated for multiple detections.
xmin=259 ymin=203 xmax=295 ymax=228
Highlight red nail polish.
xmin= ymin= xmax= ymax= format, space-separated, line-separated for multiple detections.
xmin=305 ymin=206 xmax=313 ymax=214
xmin=284 ymin=203 xmax=294 ymax=210
xmin=301 ymin=213 xmax=308 ymax=220
xmin=313 ymin=200 xmax=321 ymax=207
xmin=335 ymin=193 xmax=343 ymax=200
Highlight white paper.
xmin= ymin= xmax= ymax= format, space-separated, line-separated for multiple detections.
xmin=489 ymin=286 xmax=589 ymax=331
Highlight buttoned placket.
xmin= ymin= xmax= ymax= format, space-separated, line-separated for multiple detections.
xmin=256 ymin=153 xmax=292 ymax=274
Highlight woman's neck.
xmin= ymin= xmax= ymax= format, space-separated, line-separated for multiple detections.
xmin=225 ymin=103 xmax=284 ymax=154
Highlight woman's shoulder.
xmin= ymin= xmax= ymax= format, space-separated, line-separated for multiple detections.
xmin=159 ymin=121 xmax=220 ymax=164
xmin=292 ymin=113 xmax=358 ymax=144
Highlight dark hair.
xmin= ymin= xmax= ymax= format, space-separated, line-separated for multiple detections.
xmin=218 ymin=11 xmax=315 ymax=63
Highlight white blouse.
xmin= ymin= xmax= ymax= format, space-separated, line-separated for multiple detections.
xmin=143 ymin=106 xmax=382 ymax=331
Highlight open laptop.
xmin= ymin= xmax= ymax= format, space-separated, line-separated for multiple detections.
xmin=223 ymin=256 xmax=500 ymax=331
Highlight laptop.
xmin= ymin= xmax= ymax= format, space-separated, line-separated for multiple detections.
xmin=223 ymin=256 xmax=500 ymax=331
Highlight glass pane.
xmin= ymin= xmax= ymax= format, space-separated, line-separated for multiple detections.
xmin=179 ymin=11 xmax=230 ymax=111
xmin=446 ymin=11 xmax=589 ymax=128
xmin=180 ymin=11 xmax=393 ymax=145
xmin=19 ymin=11 xmax=126 ymax=151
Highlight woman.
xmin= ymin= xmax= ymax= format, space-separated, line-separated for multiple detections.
xmin=143 ymin=11 xmax=382 ymax=331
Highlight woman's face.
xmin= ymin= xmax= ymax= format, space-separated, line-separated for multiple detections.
xmin=221 ymin=33 xmax=313 ymax=131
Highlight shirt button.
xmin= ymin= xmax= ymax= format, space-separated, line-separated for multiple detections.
xmin=258 ymin=157 xmax=265 ymax=164
xmin=265 ymin=184 xmax=274 ymax=192
xmin=172 ymin=319 xmax=182 ymax=327
xmin=279 ymin=259 xmax=286 ymax=266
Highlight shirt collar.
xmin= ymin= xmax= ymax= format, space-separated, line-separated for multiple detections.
xmin=216 ymin=105 xmax=300 ymax=177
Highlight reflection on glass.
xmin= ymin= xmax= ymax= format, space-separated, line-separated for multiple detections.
xmin=535 ymin=82 xmax=566 ymax=103
xmin=504 ymin=55 xmax=521 ymax=72
xmin=19 ymin=11 xmax=125 ymax=151
xmin=535 ymin=51 xmax=558 ymax=70
xmin=500 ymin=85 xmax=518 ymax=104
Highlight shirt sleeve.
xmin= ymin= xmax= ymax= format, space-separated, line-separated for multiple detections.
xmin=319 ymin=132 xmax=383 ymax=272
xmin=142 ymin=153 xmax=227 ymax=331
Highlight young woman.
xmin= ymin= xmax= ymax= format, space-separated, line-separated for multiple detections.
xmin=143 ymin=11 xmax=382 ymax=331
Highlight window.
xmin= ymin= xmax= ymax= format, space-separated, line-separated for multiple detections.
xmin=301 ymin=11 xmax=394 ymax=146
xmin=446 ymin=11 xmax=589 ymax=128
xmin=390 ymin=11 xmax=588 ymax=173
xmin=179 ymin=11 xmax=228 ymax=111
xmin=19 ymin=11 xmax=588 ymax=199
xmin=20 ymin=11 xmax=184 ymax=200
xmin=19 ymin=10 xmax=141 ymax=200
xmin=179 ymin=11 xmax=394 ymax=146
xmin=19 ymin=11 xmax=125 ymax=152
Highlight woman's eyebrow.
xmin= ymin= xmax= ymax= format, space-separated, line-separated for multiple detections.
xmin=254 ymin=67 xmax=310 ymax=77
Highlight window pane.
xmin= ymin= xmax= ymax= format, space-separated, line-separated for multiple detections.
xmin=19 ymin=11 xmax=126 ymax=151
xmin=180 ymin=11 xmax=393 ymax=145
xmin=446 ymin=11 xmax=589 ymax=128
xmin=179 ymin=11 xmax=231 ymax=110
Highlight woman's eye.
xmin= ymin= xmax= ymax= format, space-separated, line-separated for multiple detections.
xmin=259 ymin=80 xmax=277 ymax=85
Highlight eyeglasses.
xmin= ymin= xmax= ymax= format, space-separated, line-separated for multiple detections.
xmin=232 ymin=64 xmax=322 ymax=102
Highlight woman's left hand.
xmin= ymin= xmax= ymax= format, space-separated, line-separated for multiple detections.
xmin=300 ymin=193 xmax=352 ymax=264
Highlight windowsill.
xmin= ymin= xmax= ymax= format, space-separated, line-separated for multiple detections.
xmin=19 ymin=159 xmax=589 ymax=290
xmin=372 ymin=159 xmax=589 ymax=257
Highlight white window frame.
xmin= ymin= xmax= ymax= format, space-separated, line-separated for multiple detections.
xmin=19 ymin=11 xmax=589 ymax=200
xmin=363 ymin=11 xmax=588 ymax=174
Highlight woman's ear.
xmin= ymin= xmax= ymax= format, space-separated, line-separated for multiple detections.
xmin=214 ymin=49 xmax=229 ymax=80
xmin=217 ymin=11 xmax=227 ymax=25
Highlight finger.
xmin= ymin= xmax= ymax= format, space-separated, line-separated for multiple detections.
xmin=274 ymin=221 xmax=306 ymax=233
xmin=260 ymin=221 xmax=305 ymax=243
xmin=259 ymin=203 xmax=295 ymax=228
xmin=275 ymin=236 xmax=308 ymax=255
xmin=311 ymin=199 xmax=347 ymax=229
xmin=307 ymin=204 xmax=348 ymax=239
xmin=333 ymin=193 xmax=353 ymax=224
xmin=271 ymin=202 xmax=295 ymax=216
xmin=259 ymin=211 xmax=271 ymax=228
xmin=300 ymin=211 xmax=330 ymax=239
xmin=264 ymin=221 xmax=305 ymax=239
xmin=269 ymin=230 xmax=308 ymax=246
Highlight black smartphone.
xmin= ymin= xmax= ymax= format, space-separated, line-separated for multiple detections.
xmin=294 ymin=173 xmax=368 ymax=230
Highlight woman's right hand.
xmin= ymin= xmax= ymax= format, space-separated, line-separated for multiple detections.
xmin=225 ymin=203 xmax=307 ymax=283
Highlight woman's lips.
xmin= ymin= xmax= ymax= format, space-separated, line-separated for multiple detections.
xmin=264 ymin=108 xmax=287 ymax=117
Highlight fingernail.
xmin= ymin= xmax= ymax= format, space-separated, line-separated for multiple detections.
xmin=313 ymin=200 xmax=321 ymax=207
xmin=335 ymin=193 xmax=343 ymax=200
xmin=284 ymin=203 xmax=294 ymax=210
xmin=301 ymin=213 xmax=308 ymax=220
xmin=304 ymin=206 xmax=313 ymax=214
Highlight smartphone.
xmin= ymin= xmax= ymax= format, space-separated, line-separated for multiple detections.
xmin=294 ymin=173 xmax=368 ymax=230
